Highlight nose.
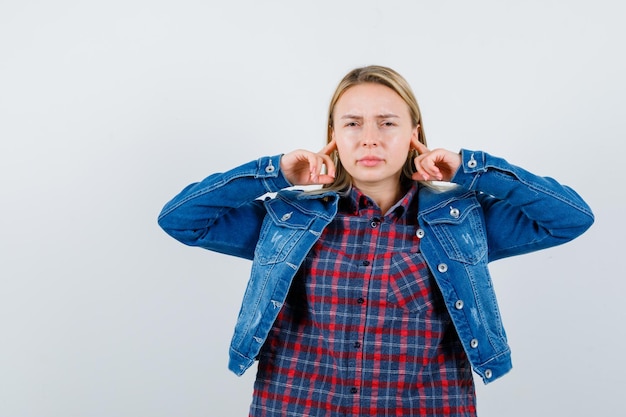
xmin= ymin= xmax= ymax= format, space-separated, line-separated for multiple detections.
xmin=361 ymin=123 xmax=379 ymax=147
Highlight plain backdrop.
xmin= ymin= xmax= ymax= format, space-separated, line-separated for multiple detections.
xmin=1 ymin=1 xmax=624 ymax=416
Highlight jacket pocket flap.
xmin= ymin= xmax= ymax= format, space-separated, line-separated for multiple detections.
xmin=421 ymin=198 xmax=481 ymax=225
xmin=265 ymin=198 xmax=314 ymax=229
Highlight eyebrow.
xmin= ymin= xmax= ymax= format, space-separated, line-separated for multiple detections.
xmin=340 ymin=113 xmax=400 ymax=120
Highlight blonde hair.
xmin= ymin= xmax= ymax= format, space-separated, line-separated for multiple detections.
xmin=323 ymin=65 xmax=427 ymax=192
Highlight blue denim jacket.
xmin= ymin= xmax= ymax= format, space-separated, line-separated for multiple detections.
xmin=158 ymin=149 xmax=594 ymax=384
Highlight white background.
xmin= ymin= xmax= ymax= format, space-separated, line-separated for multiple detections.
xmin=1 ymin=1 xmax=624 ymax=416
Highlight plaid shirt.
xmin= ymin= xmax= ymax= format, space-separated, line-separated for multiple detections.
xmin=250 ymin=184 xmax=476 ymax=417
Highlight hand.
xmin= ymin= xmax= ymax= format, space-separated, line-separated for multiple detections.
xmin=279 ymin=140 xmax=337 ymax=186
xmin=411 ymin=138 xmax=461 ymax=182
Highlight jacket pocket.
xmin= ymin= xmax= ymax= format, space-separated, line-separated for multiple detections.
xmin=421 ymin=198 xmax=487 ymax=265
xmin=255 ymin=198 xmax=313 ymax=265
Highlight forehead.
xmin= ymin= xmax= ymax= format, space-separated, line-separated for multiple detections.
xmin=334 ymin=83 xmax=409 ymax=116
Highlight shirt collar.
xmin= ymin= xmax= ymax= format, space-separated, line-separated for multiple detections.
xmin=338 ymin=183 xmax=419 ymax=221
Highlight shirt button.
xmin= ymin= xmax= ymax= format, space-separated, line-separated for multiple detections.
xmin=416 ymin=228 xmax=425 ymax=238
xmin=350 ymin=387 xmax=358 ymax=394
xmin=361 ymin=260 xmax=370 ymax=266
xmin=353 ymin=342 xmax=361 ymax=348
xmin=370 ymin=218 xmax=380 ymax=228
xmin=455 ymin=300 xmax=464 ymax=309
xmin=437 ymin=263 xmax=448 ymax=273
xmin=357 ymin=297 xmax=365 ymax=304
xmin=485 ymin=369 xmax=493 ymax=379
xmin=470 ymin=338 xmax=479 ymax=348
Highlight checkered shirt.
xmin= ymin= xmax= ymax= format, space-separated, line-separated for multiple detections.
xmin=250 ymin=184 xmax=476 ymax=416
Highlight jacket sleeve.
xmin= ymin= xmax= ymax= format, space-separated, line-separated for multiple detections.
xmin=157 ymin=155 xmax=292 ymax=260
xmin=450 ymin=149 xmax=594 ymax=261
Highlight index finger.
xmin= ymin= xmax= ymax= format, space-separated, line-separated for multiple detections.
xmin=319 ymin=139 xmax=337 ymax=156
xmin=411 ymin=137 xmax=429 ymax=155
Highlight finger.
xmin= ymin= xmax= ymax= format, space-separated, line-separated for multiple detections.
xmin=411 ymin=137 xmax=429 ymax=155
xmin=420 ymin=154 xmax=444 ymax=181
xmin=412 ymin=160 xmax=433 ymax=181
xmin=321 ymin=155 xmax=336 ymax=179
xmin=425 ymin=158 xmax=443 ymax=178
xmin=412 ymin=149 xmax=430 ymax=180
xmin=411 ymin=171 xmax=430 ymax=182
xmin=305 ymin=154 xmax=328 ymax=183
xmin=315 ymin=172 xmax=336 ymax=184
xmin=319 ymin=139 xmax=337 ymax=155
xmin=413 ymin=154 xmax=442 ymax=181
xmin=318 ymin=140 xmax=337 ymax=178
xmin=312 ymin=154 xmax=337 ymax=182
xmin=307 ymin=153 xmax=323 ymax=182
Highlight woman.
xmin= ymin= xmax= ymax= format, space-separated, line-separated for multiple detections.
xmin=158 ymin=66 xmax=594 ymax=416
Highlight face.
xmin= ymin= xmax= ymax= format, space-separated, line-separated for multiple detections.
xmin=331 ymin=83 xmax=418 ymax=192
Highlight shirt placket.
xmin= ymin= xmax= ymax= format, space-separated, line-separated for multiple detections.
xmin=345 ymin=213 xmax=383 ymax=416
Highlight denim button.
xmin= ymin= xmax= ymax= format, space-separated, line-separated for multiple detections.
xmin=470 ymin=338 xmax=479 ymax=348
xmin=280 ymin=212 xmax=292 ymax=221
xmin=437 ymin=263 xmax=448 ymax=273
xmin=449 ymin=207 xmax=460 ymax=218
xmin=455 ymin=300 xmax=464 ymax=309
xmin=485 ymin=369 xmax=493 ymax=379
xmin=416 ymin=228 xmax=425 ymax=238
xmin=467 ymin=154 xmax=477 ymax=168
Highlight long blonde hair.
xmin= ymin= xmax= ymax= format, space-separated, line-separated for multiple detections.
xmin=324 ymin=65 xmax=427 ymax=192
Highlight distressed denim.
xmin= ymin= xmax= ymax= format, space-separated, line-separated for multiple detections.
xmin=158 ymin=149 xmax=594 ymax=384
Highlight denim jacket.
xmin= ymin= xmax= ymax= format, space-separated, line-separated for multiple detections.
xmin=158 ymin=149 xmax=594 ymax=384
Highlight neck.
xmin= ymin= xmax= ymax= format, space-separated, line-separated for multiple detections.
xmin=355 ymin=180 xmax=403 ymax=214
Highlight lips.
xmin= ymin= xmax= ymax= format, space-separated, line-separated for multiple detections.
xmin=357 ymin=156 xmax=384 ymax=167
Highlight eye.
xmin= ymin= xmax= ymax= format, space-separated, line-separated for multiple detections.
xmin=345 ymin=121 xmax=359 ymax=127
xmin=382 ymin=121 xmax=396 ymax=127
